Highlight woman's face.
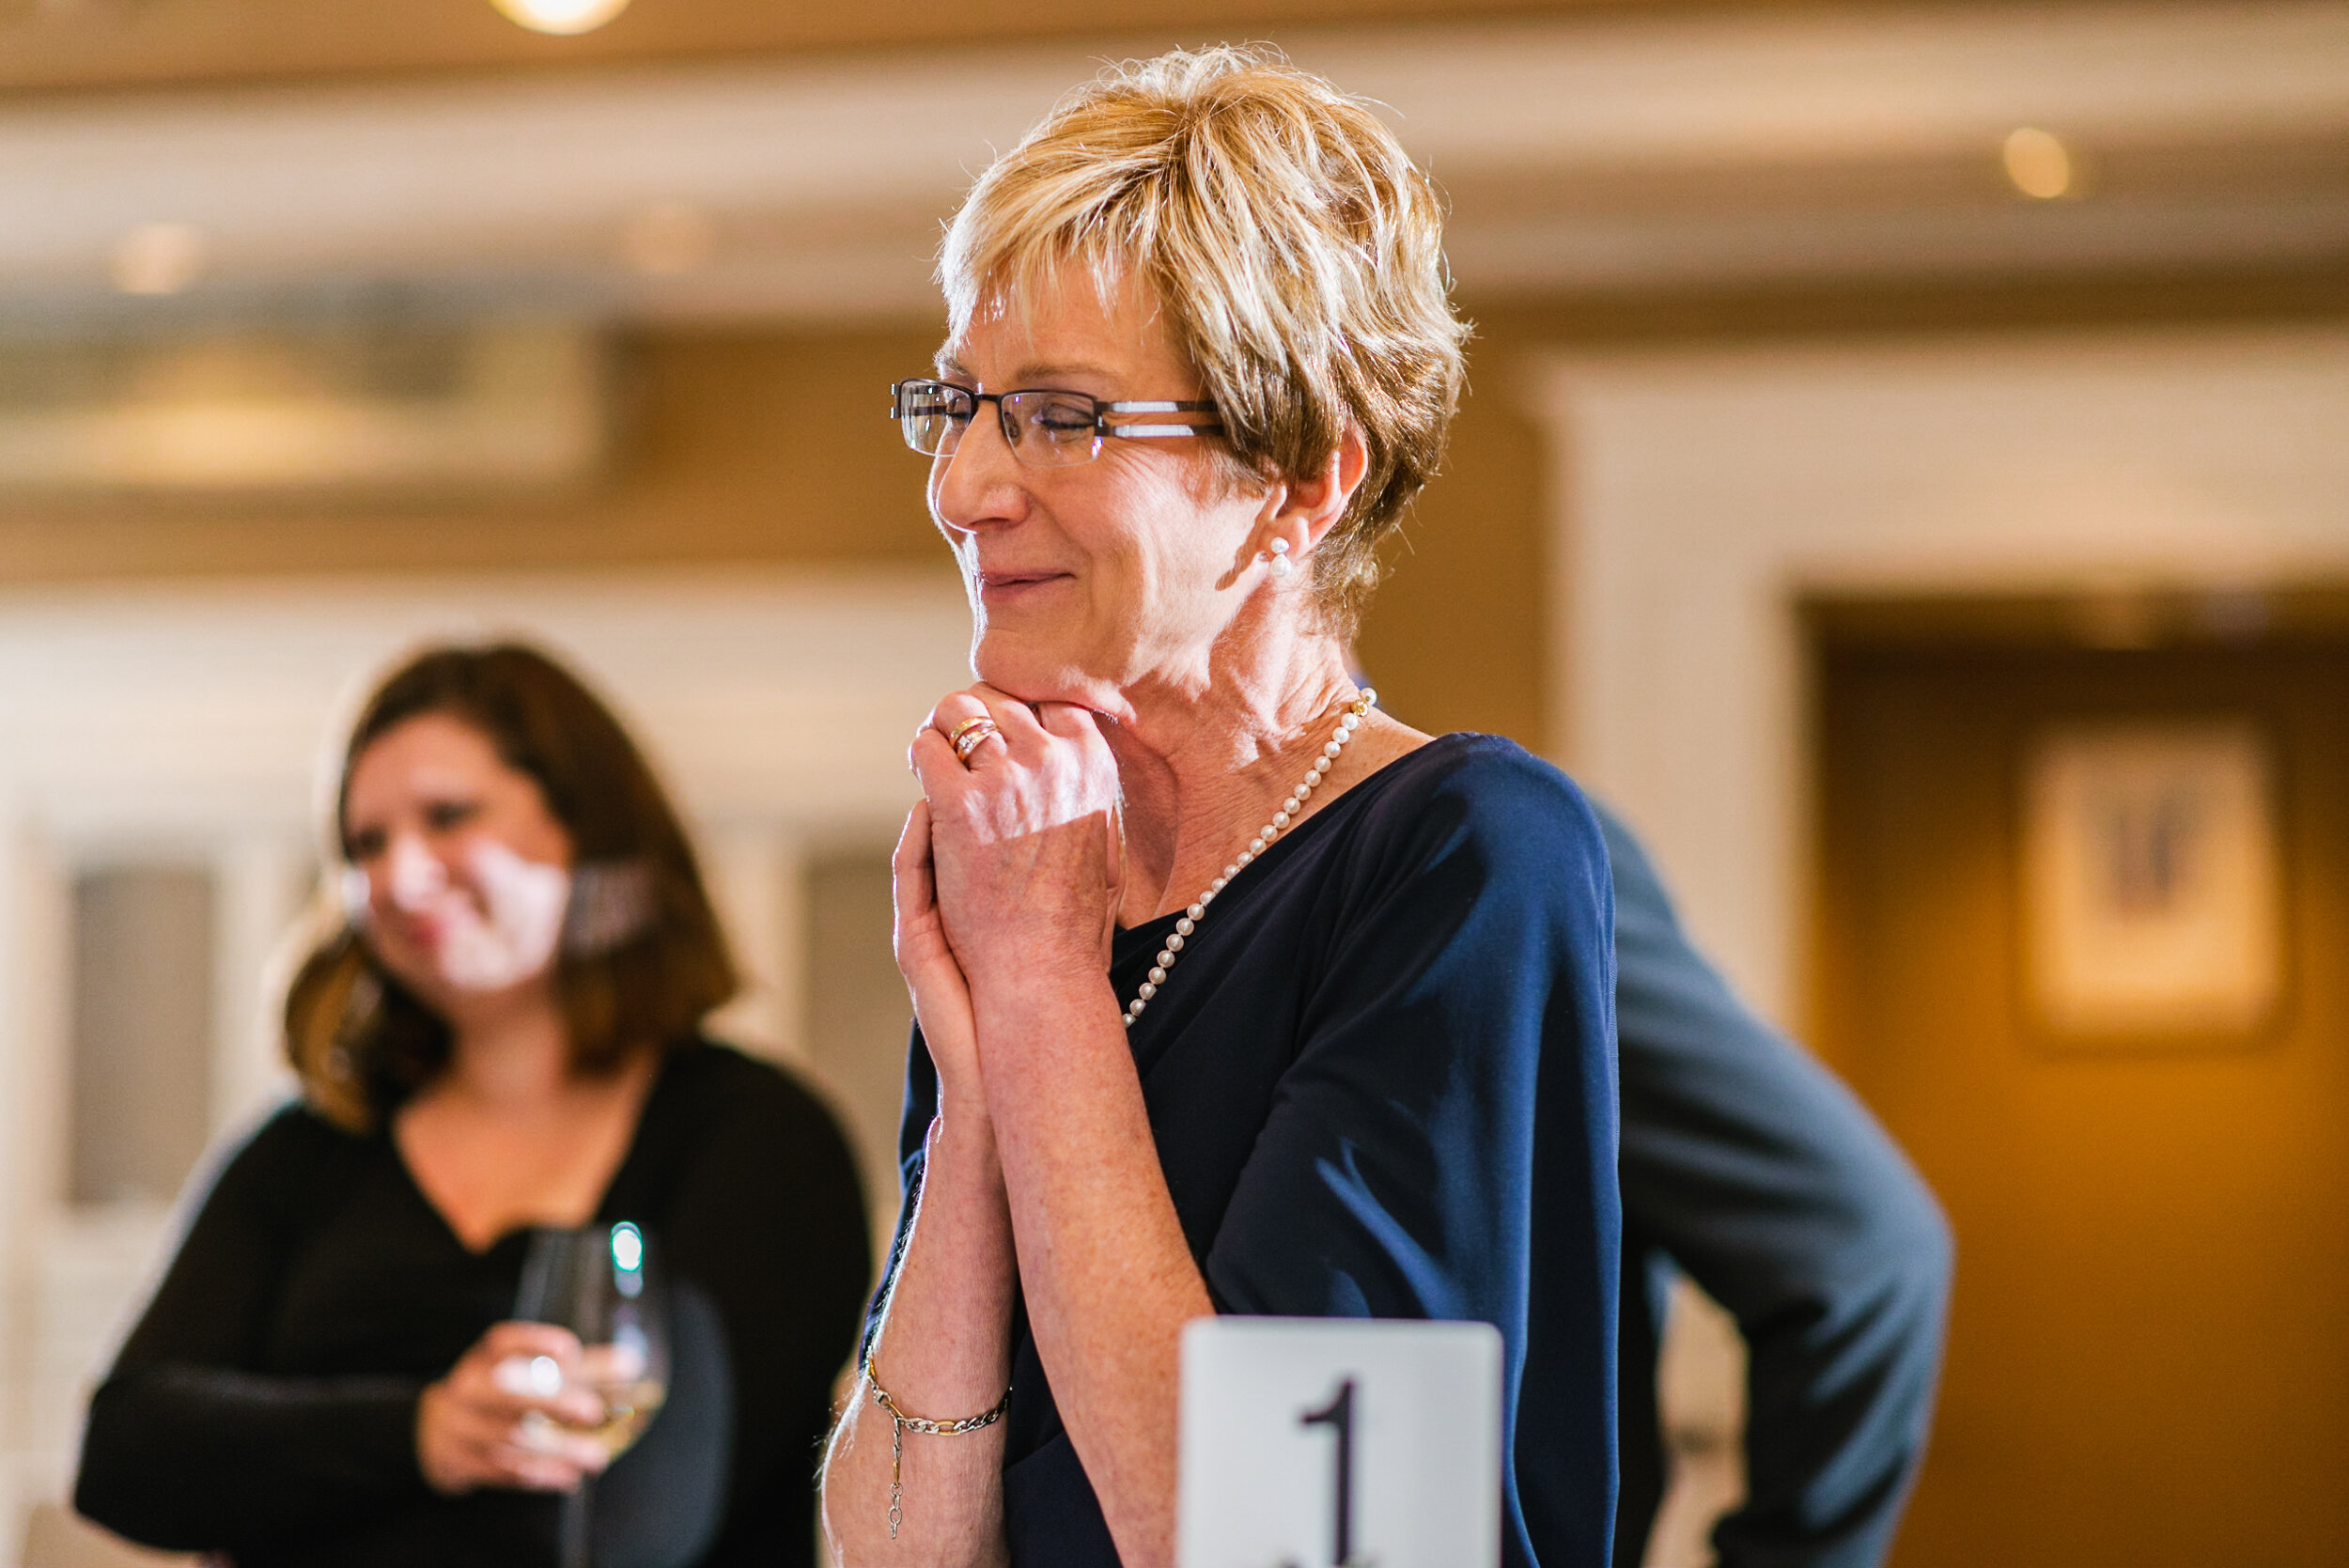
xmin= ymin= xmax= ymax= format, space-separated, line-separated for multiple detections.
xmin=342 ymin=713 xmax=576 ymax=1010
xmin=928 ymin=276 xmax=1276 ymax=711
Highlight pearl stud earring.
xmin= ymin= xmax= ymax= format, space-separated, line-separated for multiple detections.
xmin=1267 ymin=537 xmax=1294 ymax=581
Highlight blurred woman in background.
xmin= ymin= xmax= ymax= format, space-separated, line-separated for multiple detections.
xmin=77 ymin=643 xmax=869 ymax=1568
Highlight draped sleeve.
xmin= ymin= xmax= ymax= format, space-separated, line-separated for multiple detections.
xmin=1199 ymin=742 xmax=1621 ymax=1568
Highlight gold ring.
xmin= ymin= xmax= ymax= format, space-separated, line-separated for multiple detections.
xmin=948 ymin=716 xmax=1000 ymax=762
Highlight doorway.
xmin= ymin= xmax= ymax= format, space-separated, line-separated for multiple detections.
xmin=1810 ymin=594 xmax=2349 ymax=1567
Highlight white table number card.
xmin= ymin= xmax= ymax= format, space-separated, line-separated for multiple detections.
xmin=1177 ymin=1316 xmax=1502 ymax=1568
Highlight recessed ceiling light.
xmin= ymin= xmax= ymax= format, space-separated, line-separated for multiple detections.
xmin=2003 ymin=127 xmax=2075 ymax=200
xmin=620 ymin=201 xmax=719 ymax=276
xmin=490 ymin=0 xmax=630 ymax=37
xmin=109 ymin=222 xmax=205 ymax=296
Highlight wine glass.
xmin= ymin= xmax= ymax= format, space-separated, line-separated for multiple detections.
xmin=515 ymin=1221 xmax=672 ymax=1568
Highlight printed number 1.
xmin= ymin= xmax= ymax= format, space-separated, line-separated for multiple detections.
xmin=1299 ymin=1377 xmax=1357 ymax=1567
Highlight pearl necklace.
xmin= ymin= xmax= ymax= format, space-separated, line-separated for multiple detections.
xmin=1123 ymin=688 xmax=1377 ymax=1029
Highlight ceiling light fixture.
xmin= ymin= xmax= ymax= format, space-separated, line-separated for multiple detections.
xmin=2002 ymin=127 xmax=2075 ymax=200
xmin=109 ymin=222 xmax=206 ymax=296
xmin=490 ymin=0 xmax=630 ymax=36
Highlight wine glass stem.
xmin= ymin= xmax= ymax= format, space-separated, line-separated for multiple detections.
xmin=560 ymin=1480 xmax=593 ymax=1568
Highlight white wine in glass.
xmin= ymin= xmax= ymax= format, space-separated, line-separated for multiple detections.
xmin=570 ymin=1335 xmax=668 ymax=1461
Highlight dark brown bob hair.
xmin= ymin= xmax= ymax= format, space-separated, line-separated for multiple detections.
xmin=285 ymin=642 xmax=738 ymax=1132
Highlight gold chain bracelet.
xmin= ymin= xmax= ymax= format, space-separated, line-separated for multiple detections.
xmin=863 ymin=1358 xmax=1010 ymax=1540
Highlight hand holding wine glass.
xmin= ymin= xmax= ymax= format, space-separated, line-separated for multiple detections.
xmin=417 ymin=1321 xmax=609 ymax=1495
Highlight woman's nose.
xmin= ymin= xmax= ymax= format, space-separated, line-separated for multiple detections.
xmin=931 ymin=407 xmax=1026 ymax=531
xmin=383 ymin=835 xmax=449 ymax=908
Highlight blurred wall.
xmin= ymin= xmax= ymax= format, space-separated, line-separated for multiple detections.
xmin=0 ymin=318 xmax=1555 ymax=747
xmin=8 ymin=272 xmax=2341 ymax=760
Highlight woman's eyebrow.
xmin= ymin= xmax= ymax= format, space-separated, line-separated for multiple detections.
xmin=1006 ymin=361 xmax=1115 ymax=386
xmin=930 ymin=354 xmax=1121 ymax=387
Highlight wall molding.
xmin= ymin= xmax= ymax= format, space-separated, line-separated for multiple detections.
xmin=1539 ymin=326 xmax=2349 ymax=1023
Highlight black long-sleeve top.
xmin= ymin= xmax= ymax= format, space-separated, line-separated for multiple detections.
xmin=76 ymin=1040 xmax=871 ymax=1568
xmin=1600 ymin=805 xmax=1953 ymax=1568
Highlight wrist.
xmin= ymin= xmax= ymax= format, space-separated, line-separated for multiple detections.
xmin=951 ymin=908 xmax=1101 ymax=976
xmin=961 ymin=942 xmax=1107 ymax=1017
xmin=967 ymin=970 xmax=1123 ymax=1064
xmin=925 ymin=1112 xmax=1003 ymax=1188
xmin=415 ymin=1381 xmax=460 ymax=1496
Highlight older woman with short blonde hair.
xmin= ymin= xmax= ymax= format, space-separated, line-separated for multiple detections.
xmin=822 ymin=47 xmax=1618 ymax=1568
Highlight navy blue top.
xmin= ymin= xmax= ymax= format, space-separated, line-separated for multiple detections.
xmin=868 ymin=733 xmax=1621 ymax=1568
xmin=1601 ymin=806 xmax=1950 ymax=1568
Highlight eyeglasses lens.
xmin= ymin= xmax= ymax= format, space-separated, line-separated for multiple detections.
xmin=1000 ymin=392 xmax=1101 ymax=467
xmin=896 ymin=381 xmax=968 ymax=458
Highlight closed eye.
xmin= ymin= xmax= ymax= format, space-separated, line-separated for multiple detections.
xmin=1030 ymin=399 xmax=1097 ymax=434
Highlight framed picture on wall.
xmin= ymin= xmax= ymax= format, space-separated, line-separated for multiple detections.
xmin=2019 ymin=720 xmax=2285 ymax=1047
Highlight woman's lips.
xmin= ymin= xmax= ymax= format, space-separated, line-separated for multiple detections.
xmin=380 ymin=910 xmax=448 ymax=953
xmin=978 ymin=570 xmax=1071 ymax=604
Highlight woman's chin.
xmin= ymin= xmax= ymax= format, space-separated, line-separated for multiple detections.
xmin=971 ymin=637 xmax=1105 ymax=709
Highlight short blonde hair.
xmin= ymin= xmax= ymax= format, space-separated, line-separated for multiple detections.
xmin=941 ymin=45 xmax=1470 ymax=632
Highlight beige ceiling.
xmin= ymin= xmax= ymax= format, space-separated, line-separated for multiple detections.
xmin=4 ymin=4 xmax=2341 ymax=326
xmin=0 ymin=2 xmax=2340 ymax=328
xmin=2 ymin=0 xmax=1662 ymax=95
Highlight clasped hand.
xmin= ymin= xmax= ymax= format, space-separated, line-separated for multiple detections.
xmin=895 ymin=685 xmax=1124 ymax=1115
